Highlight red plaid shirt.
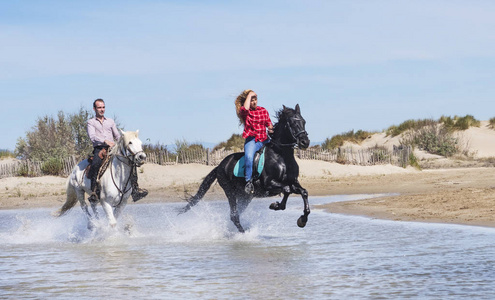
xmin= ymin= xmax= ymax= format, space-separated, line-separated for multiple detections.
xmin=240 ymin=106 xmax=273 ymax=142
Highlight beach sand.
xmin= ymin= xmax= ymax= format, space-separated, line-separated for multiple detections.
xmin=1 ymin=121 xmax=494 ymax=228
xmin=1 ymin=160 xmax=494 ymax=228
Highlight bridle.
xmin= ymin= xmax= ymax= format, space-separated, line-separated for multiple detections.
xmin=272 ymin=115 xmax=308 ymax=148
xmin=115 ymin=140 xmax=145 ymax=166
xmin=110 ymin=139 xmax=145 ymax=206
xmin=286 ymin=116 xmax=308 ymax=144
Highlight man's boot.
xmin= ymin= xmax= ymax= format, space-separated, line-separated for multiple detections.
xmin=131 ymin=166 xmax=148 ymax=202
xmin=88 ymin=176 xmax=99 ymax=204
xmin=88 ymin=148 xmax=103 ymax=204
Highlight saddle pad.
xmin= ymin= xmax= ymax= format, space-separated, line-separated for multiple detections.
xmin=233 ymin=148 xmax=265 ymax=178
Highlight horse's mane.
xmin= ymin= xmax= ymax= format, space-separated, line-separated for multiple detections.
xmin=275 ymin=106 xmax=295 ymax=122
xmin=108 ymin=131 xmax=138 ymax=156
xmin=272 ymin=106 xmax=295 ymax=137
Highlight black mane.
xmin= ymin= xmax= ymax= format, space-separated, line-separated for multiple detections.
xmin=271 ymin=106 xmax=296 ymax=140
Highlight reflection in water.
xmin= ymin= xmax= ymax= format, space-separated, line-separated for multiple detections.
xmin=1 ymin=195 xmax=495 ymax=299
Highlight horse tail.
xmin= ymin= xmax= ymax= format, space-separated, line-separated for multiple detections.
xmin=52 ymin=179 xmax=78 ymax=217
xmin=179 ymin=167 xmax=218 ymax=214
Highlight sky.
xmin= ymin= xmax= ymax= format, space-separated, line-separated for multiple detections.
xmin=1 ymin=0 xmax=495 ymax=151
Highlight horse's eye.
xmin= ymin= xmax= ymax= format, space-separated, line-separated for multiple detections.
xmin=129 ymin=141 xmax=133 ymax=144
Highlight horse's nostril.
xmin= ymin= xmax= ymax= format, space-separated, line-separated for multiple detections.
xmin=300 ymin=139 xmax=310 ymax=149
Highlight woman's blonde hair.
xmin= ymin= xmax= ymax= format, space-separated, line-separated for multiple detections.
xmin=235 ymin=89 xmax=253 ymax=125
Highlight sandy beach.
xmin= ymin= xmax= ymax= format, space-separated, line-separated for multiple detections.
xmin=1 ymin=121 xmax=495 ymax=228
xmin=1 ymin=160 xmax=494 ymax=228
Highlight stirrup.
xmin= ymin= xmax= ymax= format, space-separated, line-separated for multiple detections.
xmin=88 ymin=192 xmax=98 ymax=204
xmin=132 ymin=188 xmax=148 ymax=202
xmin=244 ymin=181 xmax=254 ymax=194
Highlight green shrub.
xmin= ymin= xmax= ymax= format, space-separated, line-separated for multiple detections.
xmin=412 ymin=125 xmax=459 ymax=157
xmin=369 ymin=145 xmax=390 ymax=163
xmin=408 ymin=153 xmax=421 ymax=170
xmin=174 ymin=139 xmax=205 ymax=163
xmin=322 ymin=136 xmax=344 ymax=150
xmin=386 ymin=119 xmax=437 ymax=137
xmin=335 ymin=148 xmax=348 ymax=165
xmin=15 ymin=107 xmax=97 ymax=161
xmin=17 ymin=163 xmax=36 ymax=177
xmin=0 ymin=149 xmax=14 ymax=159
xmin=143 ymin=142 xmax=169 ymax=153
xmin=489 ymin=117 xmax=495 ymax=129
xmin=213 ymin=134 xmax=244 ymax=151
xmin=322 ymin=130 xmax=373 ymax=150
xmin=440 ymin=115 xmax=480 ymax=131
xmin=143 ymin=142 xmax=177 ymax=164
xmin=41 ymin=158 xmax=64 ymax=176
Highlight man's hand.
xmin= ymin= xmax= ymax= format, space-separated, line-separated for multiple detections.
xmin=105 ymin=140 xmax=115 ymax=147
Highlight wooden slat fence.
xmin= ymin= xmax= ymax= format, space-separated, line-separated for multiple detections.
xmin=0 ymin=146 xmax=412 ymax=178
xmin=296 ymin=146 xmax=412 ymax=167
xmin=0 ymin=156 xmax=79 ymax=178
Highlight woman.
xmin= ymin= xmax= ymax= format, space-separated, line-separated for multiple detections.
xmin=235 ymin=89 xmax=274 ymax=194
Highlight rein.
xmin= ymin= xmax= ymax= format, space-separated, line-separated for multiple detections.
xmin=271 ymin=118 xmax=307 ymax=148
xmin=108 ymin=141 xmax=144 ymax=207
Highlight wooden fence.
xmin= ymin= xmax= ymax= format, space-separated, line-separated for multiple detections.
xmin=0 ymin=146 xmax=412 ymax=178
xmin=296 ymin=145 xmax=412 ymax=167
xmin=0 ymin=156 xmax=78 ymax=178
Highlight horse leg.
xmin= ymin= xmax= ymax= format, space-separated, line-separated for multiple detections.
xmin=113 ymin=199 xmax=128 ymax=220
xmin=77 ymin=190 xmax=95 ymax=230
xmin=269 ymin=186 xmax=291 ymax=211
xmin=292 ymin=182 xmax=310 ymax=228
xmin=90 ymin=201 xmax=100 ymax=220
xmin=227 ymin=194 xmax=245 ymax=233
xmin=101 ymin=200 xmax=117 ymax=228
xmin=237 ymin=194 xmax=253 ymax=215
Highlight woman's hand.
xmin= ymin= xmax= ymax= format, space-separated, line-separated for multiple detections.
xmin=247 ymin=91 xmax=257 ymax=100
xmin=244 ymin=91 xmax=257 ymax=110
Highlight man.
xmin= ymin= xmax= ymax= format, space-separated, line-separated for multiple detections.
xmin=86 ymin=98 xmax=148 ymax=203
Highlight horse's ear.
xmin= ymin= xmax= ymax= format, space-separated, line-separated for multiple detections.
xmin=295 ymin=104 xmax=301 ymax=114
xmin=136 ymin=129 xmax=139 ymax=136
xmin=283 ymin=105 xmax=287 ymax=110
xmin=119 ymin=128 xmax=125 ymax=135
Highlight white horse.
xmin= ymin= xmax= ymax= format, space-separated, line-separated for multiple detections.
xmin=54 ymin=130 xmax=147 ymax=228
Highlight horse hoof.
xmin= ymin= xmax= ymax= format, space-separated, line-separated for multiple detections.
xmin=297 ymin=216 xmax=307 ymax=228
xmin=270 ymin=202 xmax=285 ymax=211
xmin=124 ymin=224 xmax=133 ymax=235
xmin=87 ymin=223 xmax=95 ymax=231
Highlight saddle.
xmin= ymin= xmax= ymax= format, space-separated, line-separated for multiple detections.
xmin=85 ymin=148 xmax=111 ymax=179
xmin=233 ymin=146 xmax=266 ymax=179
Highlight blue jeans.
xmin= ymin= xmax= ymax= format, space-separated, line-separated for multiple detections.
xmin=244 ymin=136 xmax=268 ymax=182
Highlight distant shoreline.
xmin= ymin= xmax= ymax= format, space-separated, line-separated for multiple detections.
xmin=1 ymin=161 xmax=494 ymax=228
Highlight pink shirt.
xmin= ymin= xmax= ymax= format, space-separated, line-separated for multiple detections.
xmin=87 ymin=117 xmax=120 ymax=147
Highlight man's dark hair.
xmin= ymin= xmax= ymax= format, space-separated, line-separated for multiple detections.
xmin=93 ymin=98 xmax=105 ymax=108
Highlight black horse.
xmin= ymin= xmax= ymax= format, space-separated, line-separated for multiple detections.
xmin=180 ymin=104 xmax=310 ymax=232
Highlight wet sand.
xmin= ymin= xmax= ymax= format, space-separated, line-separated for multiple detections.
xmin=1 ymin=161 xmax=494 ymax=228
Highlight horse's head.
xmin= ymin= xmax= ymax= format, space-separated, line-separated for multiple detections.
xmin=120 ymin=130 xmax=147 ymax=166
xmin=275 ymin=104 xmax=310 ymax=149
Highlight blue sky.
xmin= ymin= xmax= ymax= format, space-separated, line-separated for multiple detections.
xmin=1 ymin=0 xmax=494 ymax=151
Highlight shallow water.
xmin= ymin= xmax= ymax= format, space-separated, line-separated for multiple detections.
xmin=1 ymin=195 xmax=494 ymax=299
